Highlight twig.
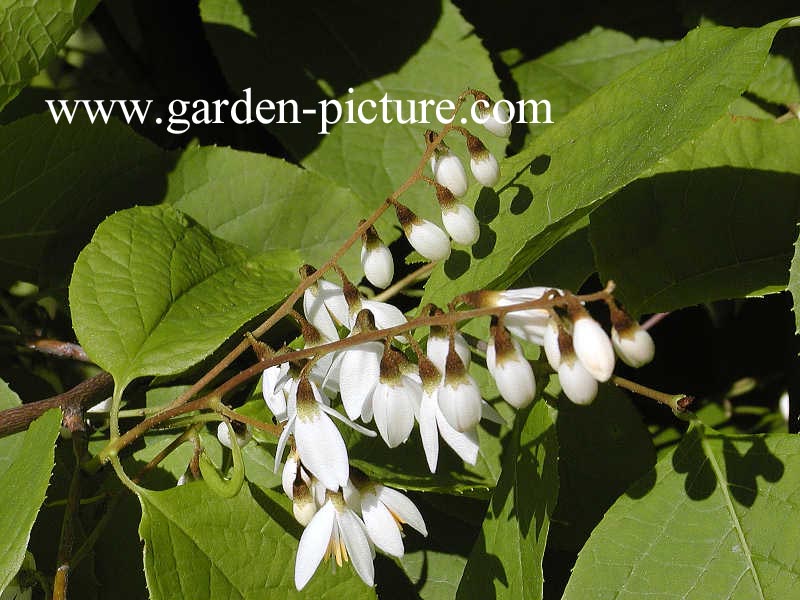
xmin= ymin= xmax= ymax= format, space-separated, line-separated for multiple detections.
xmin=612 ymin=375 xmax=693 ymax=413
xmin=24 ymin=339 xmax=91 ymax=362
xmin=373 ymin=262 xmax=436 ymax=303
xmin=642 ymin=312 xmax=669 ymax=331
xmin=0 ymin=372 xmax=113 ymax=438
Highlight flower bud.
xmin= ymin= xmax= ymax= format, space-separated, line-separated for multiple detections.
xmin=474 ymin=91 xmax=512 ymax=137
xmin=216 ymin=420 xmax=251 ymax=449
xmin=431 ymin=142 xmax=469 ymax=197
xmin=292 ymin=480 xmax=318 ymax=526
xmin=395 ymin=203 xmax=451 ymax=261
xmin=608 ymin=302 xmax=655 ymax=368
xmin=360 ymin=223 xmax=394 ymax=289
xmin=558 ymin=356 xmax=598 ymax=406
xmin=441 ymin=203 xmax=479 ymax=246
xmin=427 ymin=324 xmax=470 ymax=373
xmin=543 ymin=318 xmax=562 ymax=371
xmin=466 ymin=134 xmax=500 ymax=187
xmin=486 ymin=322 xmax=536 ymax=409
xmin=569 ymin=304 xmax=615 ymax=382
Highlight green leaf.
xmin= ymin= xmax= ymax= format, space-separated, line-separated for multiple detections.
xmin=455 ymin=398 xmax=558 ymax=600
xmin=200 ymin=0 xmax=505 ymax=225
xmin=0 ymin=379 xmax=60 ymax=592
xmin=0 ymin=114 xmax=175 ymax=286
xmin=69 ymin=205 xmax=299 ymax=389
xmin=163 ymin=144 xmax=373 ymax=275
xmin=509 ymin=28 xmax=671 ymax=141
xmin=514 ymin=221 xmax=595 ymax=292
xmin=423 ymin=19 xmax=793 ymax=307
xmin=139 ymin=483 xmax=376 ymax=599
xmin=550 ymin=385 xmax=656 ymax=553
xmin=748 ymin=52 xmax=800 ymax=106
xmin=564 ymin=426 xmax=800 ymax=599
xmin=789 ymin=225 xmax=800 ymax=338
xmin=0 ymin=0 xmax=99 ymax=110
xmin=591 ymin=118 xmax=800 ymax=315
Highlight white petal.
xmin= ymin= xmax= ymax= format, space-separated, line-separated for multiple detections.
xmin=376 ymin=485 xmax=427 ymax=536
xmin=304 ymin=287 xmax=340 ymax=342
xmin=294 ymin=407 xmax=349 ymax=490
xmin=573 ymin=318 xmax=615 ymax=382
xmin=434 ymin=152 xmax=469 ymax=197
xmin=543 ymin=319 xmax=561 ymax=371
xmin=295 ymin=501 xmax=336 ymax=590
xmin=316 ymin=279 xmax=350 ymax=326
xmin=437 ymin=378 xmax=482 ymax=432
xmin=274 ymin=414 xmax=296 ymax=473
xmin=426 ymin=331 xmax=470 ymax=373
xmin=336 ymin=509 xmax=375 ymax=586
xmin=361 ymin=490 xmax=405 ymax=557
xmin=360 ymin=299 xmax=408 ymax=342
xmin=611 ymin=327 xmax=655 ymax=368
xmin=480 ymin=400 xmax=507 ymax=425
xmin=282 ymin=453 xmax=299 ymax=498
xmin=435 ymin=408 xmax=479 ymax=465
xmin=480 ymin=104 xmax=512 ymax=137
xmin=441 ymin=203 xmax=479 ymax=246
xmin=361 ymin=245 xmax=394 ymax=289
xmin=470 ymin=153 xmax=500 ymax=187
xmin=262 ymin=364 xmax=289 ymax=421
xmin=318 ymin=402 xmax=378 ymax=437
xmin=407 ymin=220 xmax=451 ymax=261
xmin=372 ymin=383 xmax=416 ymax=448
xmin=339 ymin=342 xmax=382 ymax=419
xmin=558 ymin=359 xmax=598 ymax=405
xmin=419 ymin=389 xmax=440 ymax=472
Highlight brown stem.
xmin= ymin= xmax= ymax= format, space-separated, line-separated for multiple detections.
xmin=0 ymin=372 xmax=113 ymax=438
xmin=612 ymin=375 xmax=693 ymax=413
xmin=373 ymin=262 xmax=436 ymax=303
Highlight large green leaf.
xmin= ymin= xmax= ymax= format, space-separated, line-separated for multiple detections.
xmin=139 ymin=483 xmax=376 ymax=599
xmin=509 ymin=28 xmax=671 ymax=141
xmin=69 ymin=205 xmax=299 ymax=389
xmin=564 ymin=426 xmax=800 ymax=599
xmin=550 ymin=385 xmax=656 ymax=553
xmin=163 ymin=144 xmax=372 ymax=275
xmin=455 ymin=398 xmax=558 ymax=600
xmin=0 ymin=379 xmax=60 ymax=592
xmin=0 ymin=114 xmax=175 ymax=286
xmin=422 ymin=19 xmax=793 ymax=307
xmin=790 ymin=229 xmax=800 ymax=337
xmin=591 ymin=118 xmax=800 ymax=314
xmin=0 ymin=0 xmax=100 ymax=110
xmin=200 ymin=0 xmax=504 ymax=224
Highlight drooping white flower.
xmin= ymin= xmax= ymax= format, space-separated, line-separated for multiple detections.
xmin=275 ymin=378 xmax=375 ymax=491
xmin=337 ymin=310 xmax=384 ymax=420
xmin=486 ymin=323 xmax=536 ymax=409
xmin=292 ymin=479 xmax=318 ymax=526
xmin=216 ymin=421 xmax=252 ymax=449
xmin=294 ymin=491 xmax=375 ymax=590
xmin=557 ymin=333 xmax=598 ymax=405
xmin=543 ymin=317 xmax=562 ymax=371
xmin=426 ymin=324 xmax=470 ymax=373
xmin=370 ymin=348 xmax=422 ymax=447
xmin=437 ymin=348 xmax=482 ymax=432
xmin=474 ymin=94 xmax=512 ymax=137
xmin=569 ymin=306 xmax=615 ymax=382
xmin=282 ymin=449 xmax=312 ymax=499
xmin=608 ymin=303 xmax=655 ymax=368
xmin=360 ymin=224 xmax=394 ymax=289
xmin=395 ymin=203 xmax=450 ymax=262
xmin=432 ymin=146 xmax=469 ymax=197
xmin=417 ymin=358 xmax=479 ymax=472
xmin=441 ymin=203 xmax=480 ymax=246
xmin=467 ymin=288 xmax=555 ymax=345
xmin=301 ymin=266 xmax=350 ymax=342
xmin=466 ymin=133 xmax=500 ymax=187
xmin=357 ymin=480 xmax=427 ymax=558
xmin=262 ymin=361 xmax=293 ymax=421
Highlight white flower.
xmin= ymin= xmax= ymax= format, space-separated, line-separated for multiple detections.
xmin=470 ymin=152 xmax=500 ymax=187
xmin=436 ymin=350 xmax=483 ymax=432
xmin=441 ymin=203 xmax=480 ymax=246
xmin=371 ymin=370 xmax=422 ymax=448
xmin=302 ymin=275 xmax=349 ymax=342
xmin=476 ymin=98 xmax=512 ymax=137
xmin=361 ymin=244 xmax=394 ymax=289
xmin=611 ymin=325 xmax=655 ymax=368
xmin=475 ymin=288 xmax=554 ymax=345
xmin=395 ymin=203 xmax=451 ymax=262
xmin=216 ymin=421 xmax=251 ymax=449
xmin=432 ymin=148 xmax=469 ymax=197
xmin=275 ymin=379 xmax=375 ymax=491
xmin=292 ymin=480 xmax=318 ymax=526
xmin=426 ymin=327 xmax=470 ymax=373
xmin=558 ymin=354 xmax=598 ymax=405
xmin=282 ymin=449 xmax=312 ymax=499
xmin=262 ymin=362 xmax=293 ymax=421
xmin=486 ymin=331 xmax=536 ymax=409
xmin=294 ymin=491 xmax=375 ymax=590
xmin=418 ymin=371 xmax=479 ymax=472
xmin=338 ymin=340 xmax=383 ymax=420
xmin=571 ymin=314 xmax=615 ymax=382
xmin=359 ymin=483 xmax=427 ymax=557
